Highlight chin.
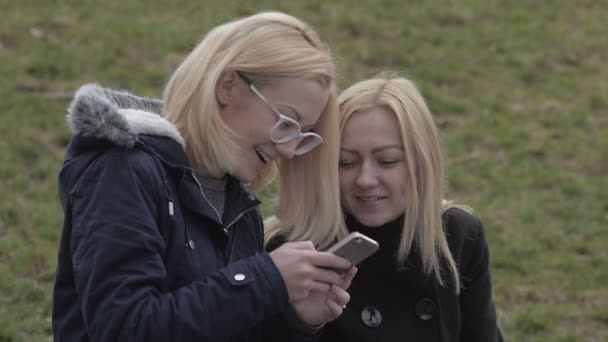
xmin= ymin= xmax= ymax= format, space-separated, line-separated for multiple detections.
xmin=232 ymin=169 xmax=255 ymax=184
xmin=233 ymin=160 xmax=262 ymax=184
xmin=353 ymin=213 xmax=391 ymax=228
xmin=240 ymin=175 xmax=257 ymax=184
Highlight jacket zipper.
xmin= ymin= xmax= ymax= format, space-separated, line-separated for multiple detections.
xmin=191 ymin=171 xmax=260 ymax=265
xmin=225 ymin=205 xmax=259 ymax=265
xmin=224 ymin=205 xmax=257 ymax=231
xmin=191 ymin=171 xmax=259 ymax=232
xmin=191 ymin=171 xmax=223 ymax=228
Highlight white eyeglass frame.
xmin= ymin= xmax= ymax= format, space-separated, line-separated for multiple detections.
xmin=238 ymin=72 xmax=323 ymax=155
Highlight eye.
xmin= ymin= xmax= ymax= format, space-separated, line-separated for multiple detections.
xmin=280 ymin=121 xmax=295 ymax=129
xmin=378 ymin=159 xmax=400 ymax=167
xmin=339 ymin=160 xmax=359 ymax=169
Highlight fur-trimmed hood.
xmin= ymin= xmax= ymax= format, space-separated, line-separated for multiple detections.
xmin=66 ymin=83 xmax=184 ymax=149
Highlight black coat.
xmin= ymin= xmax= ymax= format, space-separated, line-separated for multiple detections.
xmin=319 ymin=209 xmax=503 ymax=342
xmin=53 ymin=84 xmax=317 ymax=342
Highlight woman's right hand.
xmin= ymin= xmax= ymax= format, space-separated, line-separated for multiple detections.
xmin=269 ymin=241 xmax=351 ymax=303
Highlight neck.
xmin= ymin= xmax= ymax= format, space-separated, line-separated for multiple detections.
xmin=345 ymin=213 xmax=404 ymax=232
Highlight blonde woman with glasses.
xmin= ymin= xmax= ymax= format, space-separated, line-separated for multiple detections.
xmin=53 ymin=12 xmax=355 ymax=342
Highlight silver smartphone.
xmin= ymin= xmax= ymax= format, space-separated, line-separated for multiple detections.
xmin=326 ymin=232 xmax=379 ymax=267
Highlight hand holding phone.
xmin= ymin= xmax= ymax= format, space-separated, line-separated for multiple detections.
xmin=326 ymin=232 xmax=379 ymax=267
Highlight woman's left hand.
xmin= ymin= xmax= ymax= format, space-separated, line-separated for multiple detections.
xmin=292 ymin=266 xmax=358 ymax=325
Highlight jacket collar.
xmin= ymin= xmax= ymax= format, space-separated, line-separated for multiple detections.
xmin=178 ymin=171 xmax=260 ymax=228
xmin=66 ymin=83 xmax=261 ymax=227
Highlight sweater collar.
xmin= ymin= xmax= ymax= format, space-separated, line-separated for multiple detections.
xmin=345 ymin=213 xmax=405 ymax=243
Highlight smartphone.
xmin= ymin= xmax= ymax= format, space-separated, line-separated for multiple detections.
xmin=326 ymin=232 xmax=379 ymax=267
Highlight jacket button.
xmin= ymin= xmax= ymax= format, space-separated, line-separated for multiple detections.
xmin=234 ymin=273 xmax=246 ymax=282
xmin=187 ymin=240 xmax=196 ymax=250
xmin=361 ymin=306 xmax=382 ymax=327
xmin=415 ymin=298 xmax=436 ymax=321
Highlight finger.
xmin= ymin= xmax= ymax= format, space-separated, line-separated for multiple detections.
xmin=310 ymin=267 xmax=345 ymax=286
xmin=330 ymin=284 xmax=351 ymax=307
xmin=308 ymin=252 xmax=352 ymax=270
xmin=325 ymin=298 xmax=343 ymax=321
xmin=283 ymin=240 xmax=316 ymax=251
xmin=309 ymin=280 xmax=331 ymax=293
xmin=340 ymin=266 xmax=358 ymax=290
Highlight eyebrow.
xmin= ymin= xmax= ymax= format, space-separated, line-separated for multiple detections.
xmin=340 ymin=145 xmax=404 ymax=154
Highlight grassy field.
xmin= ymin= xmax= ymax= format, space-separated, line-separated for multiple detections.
xmin=1 ymin=0 xmax=606 ymax=340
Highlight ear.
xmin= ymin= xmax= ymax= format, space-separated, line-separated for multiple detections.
xmin=216 ymin=71 xmax=239 ymax=107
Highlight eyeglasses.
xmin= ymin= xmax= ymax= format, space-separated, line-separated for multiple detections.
xmin=237 ymin=72 xmax=323 ymax=155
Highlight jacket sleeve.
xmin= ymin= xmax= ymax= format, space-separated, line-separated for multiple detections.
xmin=261 ymin=308 xmax=321 ymax=342
xmin=67 ymin=149 xmax=288 ymax=342
xmin=256 ymin=212 xmax=320 ymax=342
xmin=458 ymin=216 xmax=504 ymax=341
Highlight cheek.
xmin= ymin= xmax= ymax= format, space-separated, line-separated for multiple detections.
xmin=338 ymin=171 xmax=356 ymax=192
xmin=227 ymin=100 xmax=273 ymax=141
xmin=339 ymin=177 xmax=353 ymax=207
xmin=339 ymin=192 xmax=355 ymax=214
xmin=241 ymin=120 xmax=273 ymax=146
xmin=391 ymin=177 xmax=408 ymax=206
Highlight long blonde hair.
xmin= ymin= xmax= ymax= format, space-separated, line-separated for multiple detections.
xmin=160 ymin=11 xmax=343 ymax=249
xmin=338 ymin=75 xmax=470 ymax=293
xmin=258 ymin=19 xmax=343 ymax=250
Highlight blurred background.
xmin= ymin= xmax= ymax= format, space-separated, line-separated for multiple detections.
xmin=1 ymin=0 xmax=606 ymax=340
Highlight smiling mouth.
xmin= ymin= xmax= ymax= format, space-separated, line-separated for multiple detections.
xmin=255 ymin=147 xmax=271 ymax=164
xmin=355 ymin=196 xmax=387 ymax=201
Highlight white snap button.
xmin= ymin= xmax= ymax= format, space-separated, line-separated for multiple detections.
xmin=234 ymin=273 xmax=246 ymax=282
xmin=187 ymin=240 xmax=196 ymax=250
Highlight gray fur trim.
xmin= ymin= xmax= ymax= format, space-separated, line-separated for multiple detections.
xmin=66 ymin=83 xmax=184 ymax=149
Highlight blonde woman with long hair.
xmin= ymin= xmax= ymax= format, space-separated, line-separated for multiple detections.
xmin=53 ymin=12 xmax=355 ymax=341
xmin=316 ymin=75 xmax=502 ymax=341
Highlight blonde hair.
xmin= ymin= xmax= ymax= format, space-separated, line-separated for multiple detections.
xmin=161 ymin=11 xmax=343 ymax=249
xmin=338 ymin=74 xmax=470 ymax=293
xmin=165 ymin=12 xmax=331 ymax=180
xmin=264 ymin=89 xmax=343 ymax=250
xmin=258 ymin=20 xmax=343 ymax=250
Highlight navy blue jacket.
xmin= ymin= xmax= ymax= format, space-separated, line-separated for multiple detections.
xmin=52 ymin=84 xmax=316 ymax=341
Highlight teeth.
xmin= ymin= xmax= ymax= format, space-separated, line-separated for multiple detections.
xmin=357 ymin=196 xmax=383 ymax=201
xmin=255 ymin=147 xmax=270 ymax=163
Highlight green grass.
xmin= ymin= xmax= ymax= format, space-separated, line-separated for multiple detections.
xmin=1 ymin=0 xmax=607 ymax=340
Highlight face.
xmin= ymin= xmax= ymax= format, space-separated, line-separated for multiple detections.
xmin=339 ymin=107 xmax=407 ymax=227
xmin=218 ymin=73 xmax=329 ymax=183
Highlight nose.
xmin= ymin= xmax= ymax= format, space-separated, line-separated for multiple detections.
xmin=355 ymin=162 xmax=378 ymax=189
xmin=274 ymin=139 xmax=299 ymax=160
